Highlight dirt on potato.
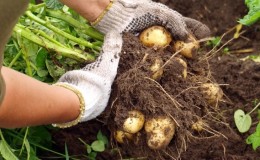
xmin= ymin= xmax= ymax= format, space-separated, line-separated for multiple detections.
xmin=48 ymin=0 xmax=260 ymax=159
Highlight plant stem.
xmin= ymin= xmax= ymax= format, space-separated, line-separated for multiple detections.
xmin=28 ymin=3 xmax=45 ymax=11
xmin=8 ymin=50 xmax=22 ymax=68
xmin=16 ymin=33 xmax=33 ymax=76
xmin=31 ymin=28 xmax=66 ymax=47
xmin=19 ymin=127 xmax=29 ymax=156
xmin=45 ymin=9 xmax=104 ymax=41
xmin=25 ymin=11 xmax=100 ymax=51
xmin=14 ymin=24 xmax=95 ymax=62
xmin=248 ymin=102 xmax=260 ymax=115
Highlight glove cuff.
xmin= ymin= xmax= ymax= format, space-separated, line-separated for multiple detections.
xmin=90 ymin=0 xmax=114 ymax=26
xmin=52 ymin=82 xmax=85 ymax=128
xmin=92 ymin=0 xmax=135 ymax=33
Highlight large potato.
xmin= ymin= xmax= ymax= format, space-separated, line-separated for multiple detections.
xmin=139 ymin=26 xmax=172 ymax=48
xmin=145 ymin=116 xmax=175 ymax=150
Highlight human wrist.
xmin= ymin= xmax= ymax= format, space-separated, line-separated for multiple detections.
xmin=60 ymin=0 xmax=110 ymax=22
xmin=52 ymin=83 xmax=85 ymax=128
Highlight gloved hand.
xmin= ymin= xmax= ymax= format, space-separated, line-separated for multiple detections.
xmin=53 ymin=0 xmax=210 ymax=128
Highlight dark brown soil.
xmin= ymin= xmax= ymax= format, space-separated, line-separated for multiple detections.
xmin=49 ymin=0 xmax=260 ymax=159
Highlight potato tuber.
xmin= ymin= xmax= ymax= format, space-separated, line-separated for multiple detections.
xmin=173 ymin=34 xmax=199 ymax=59
xmin=199 ymin=83 xmax=223 ymax=106
xmin=150 ymin=58 xmax=164 ymax=80
xmin=123 ymin=110 xmax=145 ymax=134
xmin=139 ymin=26 xmax=172 ymax=48
xmin=114 ymin=130 xmax=133 ymax=144
xmin=145 ymin=116 xmax=175 ymax=150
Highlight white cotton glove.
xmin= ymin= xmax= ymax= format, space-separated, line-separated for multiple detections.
xmin=53 ymin=0 xmax=211 ymax=128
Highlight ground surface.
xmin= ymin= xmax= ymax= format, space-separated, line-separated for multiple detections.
xmin=50 ymin=0 xmax=260 ymax=159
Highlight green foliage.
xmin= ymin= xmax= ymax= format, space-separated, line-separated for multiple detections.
xmin=234 ymin=109 xmax=252 ymax=133
xmin=2 ymin=1 xmax=105 ymax=159
xmin=44 ymin=0 xmax=64 ymax=9
xmin=206 ymin=36 xmax=221 ymax=47
xmin=234 ymin=100 xmax=260 ymax=150
xmin=246 ymin=123 xmax=260 ymax=150
xmin=239 ymin=0 xmax=260 ymax=25
xmin=241 ymin=55 xmax=260 ymax=63
xmin=79 ymin=131 xmax=108 ymax=160
xmin=0 ymin=127 xmax=52 ymax=160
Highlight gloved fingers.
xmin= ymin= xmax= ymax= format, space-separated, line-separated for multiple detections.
xmin=151 ymin=6 xmax=189 ymax=40
xmin=184 ymin=17 xmax=211 ymax=39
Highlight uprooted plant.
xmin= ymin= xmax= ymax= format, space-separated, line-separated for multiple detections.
xmin=101 ymin=25 xmax=228 ymax=159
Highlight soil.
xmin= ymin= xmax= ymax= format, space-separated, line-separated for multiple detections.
xmin=49 ymin=0 xmax=260 ymax=159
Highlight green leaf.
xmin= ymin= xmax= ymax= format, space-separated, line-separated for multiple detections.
xmin=36 ymin=49 xmax=48 ymax=68
xmin=246 ymin=122 xmax=260 ymax=150
xmin=234 ymin=109 xmax=252 ymax=133
xmin=0 ymin=140 xmax=19 ymax=160
xmin=88 ymin=152 xmax=97 ymax=160
xmin=239 ymin=0 xmax=260 ymax=25
xmin=44 ymin=0 xmax=64 ymax=10
xmin=91 ymin=140 xmax=105 ymax=152
xmin=97 ymin=131 xmax=108 ymax=145
xmin=86 ymin=144 xmax=92 ymax=154
xmin=46 ymin=59 xmax=65 ymax=80
xmin=37 ymin=69 xmax=49 ymax=77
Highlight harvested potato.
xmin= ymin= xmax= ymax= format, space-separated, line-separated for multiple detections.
xmin=174 ymin=57 xmax=188 ymax=79
xmin=123 ymin=110 xmax=145 ymax=134
xmin=145 ymin=116 xmax=175 ymax=150
xmin=199 ymin=83 xmax=223 ymax=105
xmin=114 ymin=130 xmax=133 ymax=144
xmin=140 ymin=26 xmax=172 ymax=48
xmin=150 ymin=58 xmax=164 ymax=80
xmin=173 ymin=34 xmax=199 ymax=58
xmin=192 ymin=120 xmax=204 ymax=132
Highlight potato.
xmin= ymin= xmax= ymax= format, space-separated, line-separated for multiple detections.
xmin=174 ymin=57 xmax=187 ymax=79
xmin=123 ymin=110 xmax=145 ymax=134
xmin=150 ymin=58 xmax=164 ymax=80
xmin=114 ymin=130 xmax=133 ymax=144
xmin=140 ymin=26 xmax=172 ymax=48
xmin=145 ymin=116 xmax=175 ymax=150
xmin=192 ymin=120 xmax=204 ymax=132
xmin=173 ymin=34 xmax=199 ymax=59
xmin=199 ymin=83 xmax=223 ymax=106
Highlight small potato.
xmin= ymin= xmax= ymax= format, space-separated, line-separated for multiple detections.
xmin=123 ymin=110 xmax=145 ymax=134
xmin=174 ymin=57 xmax=187 ymax=79
xmin=199 ymin=83 xmax=223 ymax=106
xmin=140 ymin=26 xmax=172 ymax=48
xmin=145 ymin=116 xmax=175 ymax=150
xmin=150 ymin=58 xmax=164 ymax=80
xmin=192 ymin=120 xmax=204 ymax=132
xmin=173 ymin=34 xmax=199 ymax=59
xmin=114 ymin=130 xmax=133 ymax=144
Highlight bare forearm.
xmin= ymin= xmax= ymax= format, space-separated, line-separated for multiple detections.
xmin=0 ymin=67 xmax=80 ymax=128
xmin=59 ymin=0 xmax=110 ymax=22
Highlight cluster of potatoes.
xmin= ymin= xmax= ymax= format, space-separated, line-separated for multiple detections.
xmin=114 ymin=110 xmax=176 ymax=150
xmin=114 ymin=26 xmax=223 ymax=150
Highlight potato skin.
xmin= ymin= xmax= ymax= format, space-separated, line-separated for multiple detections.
xmin=199 ymin=83 xmax=223 ymax=106
xmin=140 ymin=26 xmax=172 ymax=48
xmin=123 ymin=110 xmax=145 ymax=134
xmin=173 ymin=34 xmax=199 ymax=59
xmin=145 ymin=116 xmax=175 ymax=150
xmin=114 ymin=130 xmax=133 ymax=144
